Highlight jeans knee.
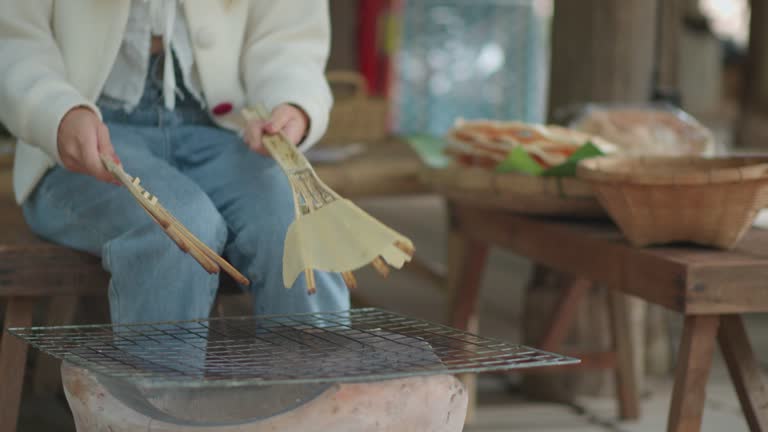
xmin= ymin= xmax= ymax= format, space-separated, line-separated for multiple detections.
xmin=231 ymin=197 xmax=294 ymax=262
xmin=173 ymin=193 xmax=228 ymax=253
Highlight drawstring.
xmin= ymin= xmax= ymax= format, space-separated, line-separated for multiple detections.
xmin=148 ymin=0 xmax=177 ymax=110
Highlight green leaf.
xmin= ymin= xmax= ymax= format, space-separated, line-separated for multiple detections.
xmin=541 ymin=141 xmax=605 ymax=177
xmin=404 ymin=134 xmax=452 ymax=169
xmin=495 ymin=147 xmax=544 ymax=175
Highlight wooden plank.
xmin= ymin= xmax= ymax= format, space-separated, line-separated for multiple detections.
xmin=0 ymin=247 xmax=108 ymax=297
xmin=452 ymin=206 xmax=768 ymax=314
xmin=608 ymin=292 xmax=640 ymax=420
xmin=0 ymin=297 xmax=36 ymax=432
xmin=718 ymin=315 xmax=768 ymax=432
xmin=0 ymin=205 xmax=44 ymax=245
xmin=452 ymin=206 xmax=688 ymax=311
xmin=33 ymin=296 xmax=80 ymax=396
xmin=667 ymin=315 xmax=720 ymax=432
xmin=687 ymin=265 xmax=768 ymax=314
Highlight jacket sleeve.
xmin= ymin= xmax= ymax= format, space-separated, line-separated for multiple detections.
xmin=241 ymin=1 xmax=333 ymax=150
xmin=0 ymin=0 xmax=100 ymax=164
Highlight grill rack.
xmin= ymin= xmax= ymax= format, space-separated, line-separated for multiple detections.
xmin=9 ymin=308 xmax=578 ymax=389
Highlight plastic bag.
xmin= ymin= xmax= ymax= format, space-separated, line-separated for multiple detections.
xmin=567 ymin=103 xmax=715 ymax=156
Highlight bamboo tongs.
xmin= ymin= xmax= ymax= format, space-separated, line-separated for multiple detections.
xmin=100 ymin=155 xmax=250 ymax=286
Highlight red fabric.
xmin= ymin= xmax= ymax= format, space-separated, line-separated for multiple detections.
xmin=358 ymin=0 xmax=402 ymax=97
xmin=212 ymin=102 xmax=233 ymax=116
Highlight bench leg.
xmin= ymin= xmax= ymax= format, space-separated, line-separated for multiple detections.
xmin=0 ymin=297 xmax=36 ymax=432
xmin=608 ymin=291 xmax=641 ymax=420
xmin=718 ymin=315 xmax=768 ymax=432
xmin=34 ymin=296 xmax=79 ymax=396
xmin=667 ymin=315 xmax=719 ymax=432
xmin=446 ymin=207 xmax=489 ymax=424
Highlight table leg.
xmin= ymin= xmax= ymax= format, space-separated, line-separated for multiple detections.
xmin=0 ymin=297 xmax=36 ymax=432
xmin=718 ymin=315 xmax=768 ymax=432
xmin=667 ymin=315 xmax=720 ymax=432
xmin=540 ymin=278 xmax=592 ymax=351
xmin=447 ymin=233 xmax=488 ymax=330
xmin=446 ymin=206 xmax=489 ymax=424
xmin=608 ymin=291 xmax=640 ymax=420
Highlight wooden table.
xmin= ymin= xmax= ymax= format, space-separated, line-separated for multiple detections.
xmin=448 ymin=203 xmax=768 ymax=432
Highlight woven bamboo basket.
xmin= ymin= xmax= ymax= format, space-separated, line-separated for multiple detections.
xmin=577 ymin=156 xmax=768 ymax=249
xmin=318 ymin=71 xmax=389 ymax=146
xmin=422 ymin=165 xmax=605 ymax=218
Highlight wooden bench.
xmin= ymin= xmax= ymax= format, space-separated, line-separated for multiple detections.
xmin=0 ymin=138 xmax=431 ymax=432
xmin=447 ymin=203 xmax=768 ymax=432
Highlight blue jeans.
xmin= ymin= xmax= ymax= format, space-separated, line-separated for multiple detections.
xmin=22 ymin=68 xmax=349 ymax=326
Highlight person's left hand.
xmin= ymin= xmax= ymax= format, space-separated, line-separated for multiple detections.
xmin=244 ymin=104 xmax=309 ymax=156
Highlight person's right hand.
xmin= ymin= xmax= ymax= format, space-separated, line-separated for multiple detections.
xmin=57 ymin=107 xmax=120 ymax=184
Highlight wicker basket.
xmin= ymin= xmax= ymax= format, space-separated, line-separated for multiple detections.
xmin=577 ymin=156 xmax=768 ymax=249
xmin=423 ymin=165 xmax=606 ymax=218
xmin=318 ymin=71 xmax=389 ymax=146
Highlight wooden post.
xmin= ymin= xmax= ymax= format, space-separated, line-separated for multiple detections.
xmin=654 ymin=0 xmax=683 ymax=102
xmin=548 ymin=0 xmax=657 ymax=117
xmin=734 ymin=0 xmax=768 ymax=149
xmin=524 ymin=0 xmax=659 ymax=402
xmin=328 ymin=1 xmax=360 ymax=71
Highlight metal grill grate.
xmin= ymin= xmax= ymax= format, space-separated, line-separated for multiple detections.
xmin=9 ymin=308 xmax=577 ymax=389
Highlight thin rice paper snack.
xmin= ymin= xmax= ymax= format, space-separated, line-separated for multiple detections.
xmin=568 ymin=104 xmax=715 ymax=156
xmin=445 ymin=119 xmax=617 ymax=170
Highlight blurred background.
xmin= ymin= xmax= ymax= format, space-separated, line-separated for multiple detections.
xmin=323 ymin=0 xmax=748 ymax=144
xmin=1 ymin=1 xmax=765 ymax=431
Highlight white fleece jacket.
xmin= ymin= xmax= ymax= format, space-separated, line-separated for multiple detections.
xmin=0 ymin=0 xmax=333 ymax=203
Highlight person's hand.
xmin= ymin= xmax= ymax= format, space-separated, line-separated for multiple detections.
xmin=244 ymin=104 xmax=309 ymax=156
xmin=57 ymin=107 xmax=120 ymax=184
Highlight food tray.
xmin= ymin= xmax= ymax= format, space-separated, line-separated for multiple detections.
xmin=423 ymin=165 xmax=606 ymax=218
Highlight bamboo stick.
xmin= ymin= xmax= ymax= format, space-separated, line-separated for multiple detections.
xmin=342 ymin=272 xmax=358 ymax=290
xmin=371 ymin=257 xmax=390 ymax=278
xmin=154 ymin=206 xmax=250 ymax=285
xmin=394 ymin=240 xmax=415 ymax=257
xmin=305 ymin=269 xmax=317 ymax=295
xmin=100 ymin=155 xmax=249 ymax=284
